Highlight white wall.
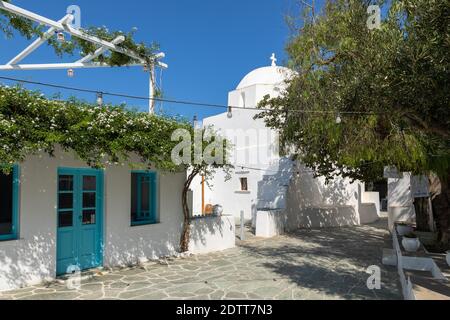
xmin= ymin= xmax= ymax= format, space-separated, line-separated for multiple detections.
xmin=103 ymin=161 xmax=185 ymax=267
xmin=191 ymin=86 xmax=282 ymax=222
xmin=388 ymin=173 xmax=415 ymax=231
xmin=255 ymin=210 xmax=286 ymax=238
xmin=189 ymin=215 xmax=235 ymax=254
xmin=0 ymin=148 xmax=185 ymax=291
xmin=359 ymin=185 xmax=380 ymax=224
xmin=192 ymin=167 xmax=262 ymax=222
xmin=284 ymin=164 xmax=361 ymax=229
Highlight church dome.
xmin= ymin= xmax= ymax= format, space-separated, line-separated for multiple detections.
xmin=236 ymin=65 xmax=293 ymax=90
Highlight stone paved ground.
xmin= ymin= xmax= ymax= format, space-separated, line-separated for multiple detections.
xmin=0 ymin=218 xmax=401 ymax=300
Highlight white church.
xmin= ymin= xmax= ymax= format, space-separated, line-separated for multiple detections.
xmin=191 ymin=55 xmax=381 ymax=237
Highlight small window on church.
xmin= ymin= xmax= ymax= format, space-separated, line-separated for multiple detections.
xmin=239 ymin=92 xmax=246 ymax=108
xmin=240 ymin=178 xmax=248 ymax=191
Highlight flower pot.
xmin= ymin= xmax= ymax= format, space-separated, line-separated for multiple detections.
xmin=402 ymin=237 xmax=421 ymax=253
xmin=213 ymin=205 xmax=223 ymax=216
xmin=397 ymin=224 xmax=414 ymax=236
xmin=446 ymin=251 xmax=450 ymax=267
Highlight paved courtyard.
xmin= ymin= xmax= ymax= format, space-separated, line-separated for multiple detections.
xmin=0 ymin=218 xmax=401 ymax=300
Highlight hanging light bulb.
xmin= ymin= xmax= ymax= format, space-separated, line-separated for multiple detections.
xmin=57 ymin=31 xmax=65 ymax=42
xmin=67 ymin=69 xmax=74 ymax=78
xmin=192 ymin=115 xmax=198 ymax=128
xmin=96 ymin=92 xmax=103 ymax=107
xmin=227 ymin=106 xmax=233 ymax=119
xmin=335 ymin=113 xmax=342 ymax=124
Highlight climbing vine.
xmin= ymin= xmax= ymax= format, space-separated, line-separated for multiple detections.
xmin=0 ymin=85 xmax=189 ymax=173
xmin=0 ymin=0 xmax=159 ymax=67
xmin=0 ymin=85 xmax=232 ymax=252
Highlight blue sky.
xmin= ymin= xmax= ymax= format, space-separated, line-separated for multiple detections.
xmin=0 ymin=0 xmax=302 ymax=120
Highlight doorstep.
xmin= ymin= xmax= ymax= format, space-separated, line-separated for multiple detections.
xmin=56 ymin=267 xmax=109 ymax=284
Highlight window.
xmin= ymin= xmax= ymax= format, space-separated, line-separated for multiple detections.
xmin=57 ymin=175 xmax=74 ymax=228
xmin=239 ymin=177 xmax=248 ymax=191
xmin=239 ymin=92 xmax=246 ymax=108
xmin=0 ymin=165 xmax=19 ymax=241
xmin=131 ymin=172 xmax=158 ymax=226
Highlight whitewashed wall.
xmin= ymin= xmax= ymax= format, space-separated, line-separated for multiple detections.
xmin=192 ymin=166 xmax=262 ymax=222
xmin=190 ymin=68 xmax=289 ymax=222
xmin=359 ymin=185 xmax=380 ymax=224
xmin=103 ymin=162 xmax=185 ymax=267
xmin=192 ymin=107 xmax=276 ymax=222
xmin=189 ymin=215 xmax=235 ymax=254
xmin=0 ymin=148 xmax=185 ymax=291
xmin=284 ymin=164 xmax=361 ymax=229
xmin=388 ymin=173 xmax=415 ymax=231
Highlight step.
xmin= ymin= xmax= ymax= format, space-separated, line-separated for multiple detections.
xmin=56 ymin=268 xmax=107 ymax=283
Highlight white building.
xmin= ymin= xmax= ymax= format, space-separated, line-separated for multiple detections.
xmin=0 ymin=147 xmax=234 ymax=292
xmin=192 ymin=55 xmax=381 ymax=236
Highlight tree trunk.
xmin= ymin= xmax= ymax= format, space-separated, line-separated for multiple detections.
xmin=429 ymin=172 xmax=450 ymax=248
xmin=179 ymin=169 xmax=199 ymax=253
xmin=414 ymin=197 xmax=431 ymax=232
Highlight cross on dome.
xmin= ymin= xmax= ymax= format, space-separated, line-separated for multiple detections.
xmin=270 ymin=53 xmax=277 ymax=67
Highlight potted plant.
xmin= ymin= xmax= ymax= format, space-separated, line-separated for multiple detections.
xmin=402 ymin=233 xmax=421 ymax=253
xmin=213 ymin=204 xmax=223 ymax=216
xmin=396 ymin=221 xmax=414 ymax=236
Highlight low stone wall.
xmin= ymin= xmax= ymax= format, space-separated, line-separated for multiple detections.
xmin=359 ymin=203 xmax=379 ymax=225
xmin=285 ymin=205 xmax=359 ymax=230
xmin=255 ymin=205 xmax=360 ymax=238
xmin=255 ymin=210 xmax=286 ymax=238
xmin=359 ymin=189 xmax=380 ymax=225
xmin=189 ymin=215 xmax=235 ymax=254
xmin=362 ymin=192 xmax=381 ymax=216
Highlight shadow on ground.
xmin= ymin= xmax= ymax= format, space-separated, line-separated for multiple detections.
xmin=238 ymin=218 xmax=401 ymax=300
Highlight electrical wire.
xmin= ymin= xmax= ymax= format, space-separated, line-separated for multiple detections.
xmin=0 ymin=75 xmax=386 ymax=116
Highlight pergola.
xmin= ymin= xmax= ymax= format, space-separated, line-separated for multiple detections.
xmin=0 ymin=1 xmax=168 ymax=113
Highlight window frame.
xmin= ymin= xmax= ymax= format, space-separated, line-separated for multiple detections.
xmin=0 ymin=165 xmax=19 ymax=241
xmin=130 ymin=171 xmax=159 ymax=226
xmin=239 ymin=177 xmax=248 ymax=192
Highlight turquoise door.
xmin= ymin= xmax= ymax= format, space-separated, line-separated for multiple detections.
xmin=56 ymin=168 xmax=104 ymax=275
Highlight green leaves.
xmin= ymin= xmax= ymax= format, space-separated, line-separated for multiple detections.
xmin=0 ymin=85 xmax=189 ymax=172
xmin=0 ymin=4 xmax=159 ymax=67
xmin=258 ymin=0 xmax=450 ymax=182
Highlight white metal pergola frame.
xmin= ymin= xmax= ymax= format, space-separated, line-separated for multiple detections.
xmin=0 ymin=1 xmax=167 ymax=113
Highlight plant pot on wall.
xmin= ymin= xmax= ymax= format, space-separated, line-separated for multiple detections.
xmin=396 ymin=223 xmax=414 ymax=236
xmin=213 ymin=205 xmax=223 ymax=216
xmin=402 ymin=234 xmax=421 ymax=253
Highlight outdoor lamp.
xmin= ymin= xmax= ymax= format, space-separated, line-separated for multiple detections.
xmin=193 ymin=115 xmax=198 ymax=128
xmin=57 ymin=32 xmax=65 ymax=42
xmin=227 ymin=106 xmax=233 ymax=119
xmin=97 ymin=92 xmax=104 ymax=107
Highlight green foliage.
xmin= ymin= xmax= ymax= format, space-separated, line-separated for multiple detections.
xmin=0 ymin=0 xmax=41 ymax=40
xmin=0 ymin=85 xmax=191 ymax=173
xmin=0 ymin=1 xmax=158 ymax=66
xmin=71 ymin=27 xmax=160 ymax=66
xmin=257 ymin=0 xmax=450 ymax=182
